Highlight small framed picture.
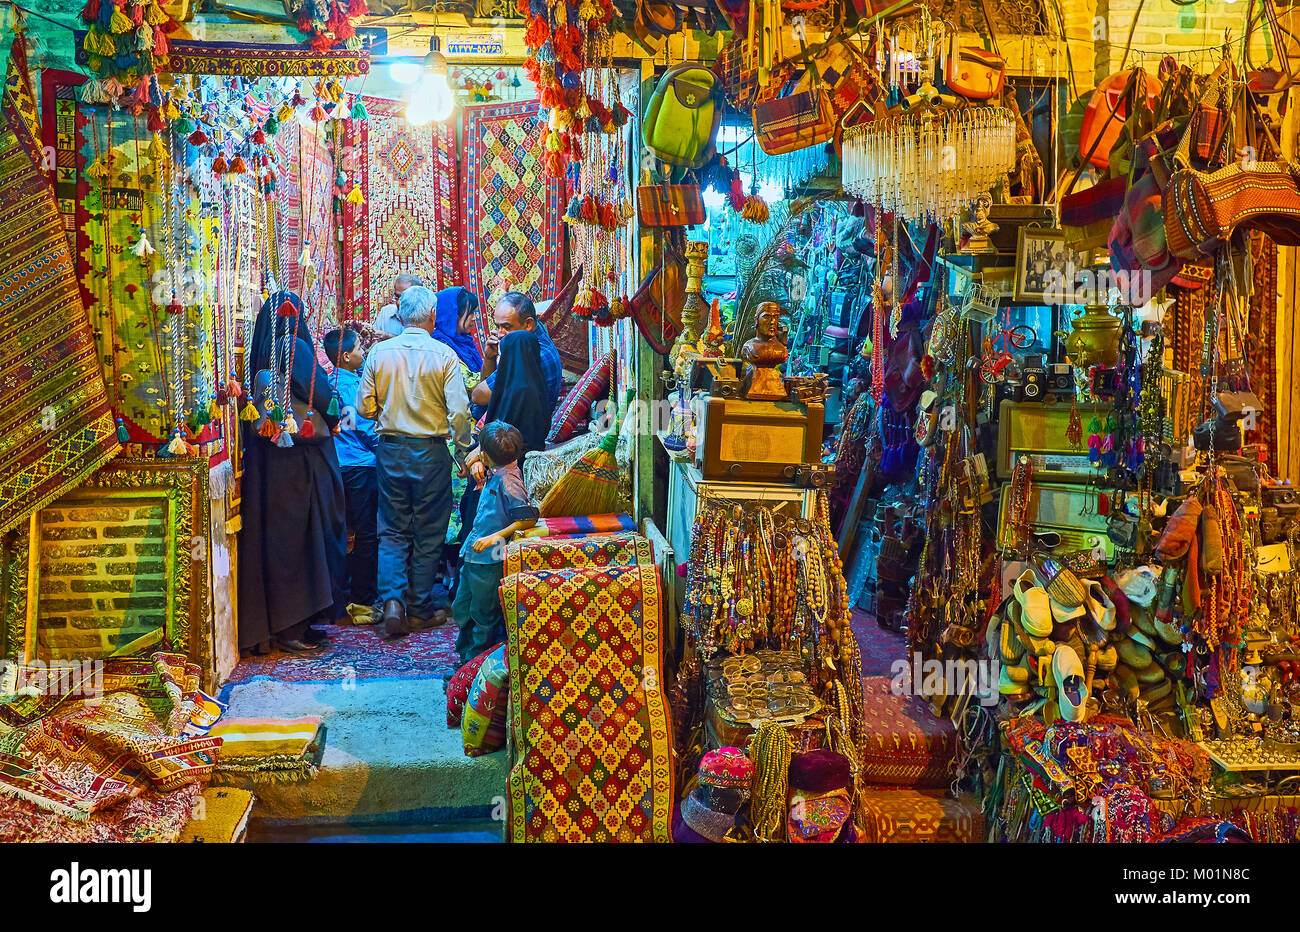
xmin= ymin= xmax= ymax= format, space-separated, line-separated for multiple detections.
xmin=1014 ymin=227 xmax=1091 ymax=304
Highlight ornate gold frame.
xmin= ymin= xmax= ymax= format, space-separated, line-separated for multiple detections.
xmin=1 ymin=458 xmax=208 ymax=665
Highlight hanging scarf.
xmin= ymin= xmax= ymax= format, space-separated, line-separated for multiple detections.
xmin=433 ymin=286 xmax=484 ymax=371
xmin=483 ymin=329 xmax=549 ymax=454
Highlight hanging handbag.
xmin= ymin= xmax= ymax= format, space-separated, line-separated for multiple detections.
xmin=1164 ymin=71 xmax=1300 ymax=258
xmin=945 ymin=44 xmax=1006 ymax=101
xmin=642 ymin=63 xmax=724 ymax=169
xmin=628 ymin=245 xmax=685 ymax=354
xmin=1079 ymin=68 xmax=1162 ymax=172
xmin=753 ymin=64 xmax=835 ymax=155
xmin=638 ymin=182 xmax=706 ymax=227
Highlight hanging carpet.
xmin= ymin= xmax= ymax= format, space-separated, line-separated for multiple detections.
xmin=0 ymin=38 xmax=118 ymax=534
xmin=341 ymin=97 xmax=460 ymax=323
xmin=274 ymin=119 xmax=339 ymax=326
xmin=461 ymin=99 xmax=564 ymax=349
xmin=501 ymin=535 xmax=673 ymax=842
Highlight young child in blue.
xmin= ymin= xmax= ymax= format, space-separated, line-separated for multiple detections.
xmin=453 ymin=420 xmax=538 ymax=668
xmin=324 ymin=328 xmax=380 ymax=615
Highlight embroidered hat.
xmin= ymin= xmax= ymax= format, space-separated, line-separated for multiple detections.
xmin=699 ymin=746 xmax=754 ymax=789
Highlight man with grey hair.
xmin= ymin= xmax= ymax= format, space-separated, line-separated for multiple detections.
xmin=371 ymin=273 xmax=424 ymax=338
xmin=357 ymin=285 xmax=474 ymax=637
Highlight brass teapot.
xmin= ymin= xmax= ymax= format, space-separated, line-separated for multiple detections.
xmin=1064 ymin=305 xmax=1122 ymax=369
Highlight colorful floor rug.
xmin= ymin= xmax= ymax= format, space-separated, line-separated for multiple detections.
xmin=1 ymin=780 xmax=203 ymax=843
xmin=342 ymin=97 xmax=460 ymax=324
xmin=0 ymin=39 xmax=118 ymax=534
xmin=460 ymin=99 xmax=563 ymax=348
xmin=502 ymin=537 xmax=673 ymax=843
xmin=851 ymin=608 xmax=908 ymax=677
xmin=275 ymin=119 xmax=338 ymax=326
xmin=0 ymin=650 xmax=218 ymax=820
xmin=225 ymin=624 xmax=459 ymax=685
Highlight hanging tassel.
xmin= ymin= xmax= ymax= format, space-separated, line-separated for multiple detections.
xmin=251 ymin=128 xmax=267 ymax=145
xmin=115 ymin=417 xmax=130 ymax=442
xmin=326 ymin=396 xmax=340 ymax=417
xmin=166 ymin=431 xmax=188 ymax=455
xmin=165 ymin=293 xmax=183 ymax=314
xmin=226 ymin=374 xmax=243 ymax=399
xmin=283 ymin=413 xmax=299 ymax=435
xmin=211 ymin=153 xmax=228 ymax=174
xmin=257 ymin=418 xmax=279 ymax=438
xmin=215 ymin=387 xmax=229 ymax=407
xmin=239 ymin=400 xmax=260 ymax=421
xmin=147 ymin=131 xmax=167 ymax=164
xmin=109 ymin=4 xmax=134 ymax=34
xmin=263 ymin=115 xmax=279 ymax=136
xmin=81 ymin=0 xmax=102 ymax=22
xmin=132 ymin=231 xmax=155 ymax=257
xmin=565 ymin=195 xmax=582 ymax=220
xmin=228 ymin=154 xmax=247 ymax=174
xmin=153 ymin=26 xmax=168 ymax=56
xmin=136 ymin=22 xmax=153 ymax=51
xmin=298 ymin=242 xmax=312 ymax=268
xmin=187 ymin=127 xmax=208 ymax=145
xmin=145 ymin=1 xmax=169 ymax=25
xmin=309 ymin=102 xmax=327 ymax=122
xmin=345 ymin=184 xmax=364 ymax=206
xmin=274 ymin=430 xmax=294 ymax=448
xmin=277 ymin=297 xmax=297 ymax=317
xmin=298 ymin=414 xmax=316 ymax=438
xmin=277 ymin=102 xmax=294 ymax=122
xmin=350 ymin=97 xmax=368 ymax=120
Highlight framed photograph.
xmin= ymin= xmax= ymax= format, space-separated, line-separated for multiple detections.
xmin=1014 ymin=227 xmax=1091 ymax=303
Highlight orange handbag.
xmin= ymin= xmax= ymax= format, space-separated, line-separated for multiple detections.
xmin=945 ymin=45 xmax=1005 ymax=101
xmin=753 ymin=71 xmax=835 ymax=155
xmin=1079 ymin=68 xmax=1162 ymax=171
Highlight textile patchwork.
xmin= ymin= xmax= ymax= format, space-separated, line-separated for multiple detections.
xmin=461 ymin=99 xmax=563 ymax=349
xmin=502 ymin=540 xmax=672 ymax=842
xmin=0 ymin=651 xmax=218 ymax=820
xmin=162 ymin=40 xmax=370 ymax=76
xmin=548 ymin=352 xmax=612 ymax=444
xmin=859 ymin=675 xmax=957 ymax=787
xmin=857 ymin=788 xmax=984 ymax=842
xmin=518 ymin=513 xmax=638 ymax=539
xmin=0 ymin=41 xmax=119 ymax=534
xmin=342 ymin=98 xmax=460 ymax=323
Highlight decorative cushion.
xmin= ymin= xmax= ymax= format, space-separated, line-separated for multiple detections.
xmin=858 ymin=788 xmax=984 ymax=843
xmin=461 ymin=645 xmax=509 ymax=757
xmin=547 ymin=352 xmax=612 ymax=444
xmin=859 ymin=675 xmax=957 ymax=787
xmin=446 ymin=644 xmax=500 ymax=728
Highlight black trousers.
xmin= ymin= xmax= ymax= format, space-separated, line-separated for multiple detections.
xmin=342 ymin=464 xmax=379 ymax=606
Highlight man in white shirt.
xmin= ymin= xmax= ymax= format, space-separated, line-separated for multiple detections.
xmin=357 ymin=286 xmax=474 ymax=637
xmin=371 ymin=273 xmax=423 ymax=339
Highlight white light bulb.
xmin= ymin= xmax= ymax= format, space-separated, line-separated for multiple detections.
xmin=429 ymin=72 xmax=456 ymax=123
xmin=406 ymin=76 xmax=437 ymax=125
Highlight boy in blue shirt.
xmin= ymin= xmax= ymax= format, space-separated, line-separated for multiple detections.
xmin=324 ymin=328 xmax=380 ymax=617
xmin=453 ymin=420 xmax=538 ymax=670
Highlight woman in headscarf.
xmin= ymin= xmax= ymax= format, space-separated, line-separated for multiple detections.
xmin=238 ymin=292 xmax=347 ymax=655
xmin=432 ymin=286 xmax=484 ymax=372
xmin=482 ymin=328 xmax=549 ymax=455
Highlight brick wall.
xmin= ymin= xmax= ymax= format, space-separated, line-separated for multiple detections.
xmin=36 ymin=498 xmax=169 ymax=659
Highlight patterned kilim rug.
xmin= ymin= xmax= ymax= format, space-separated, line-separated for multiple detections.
xmin=208 ymin=716 xmax=325 ymax=785
xmin=225 ymin=623 xmax=459 ymax=685
xmin=0 ymin=37 xmax=118 ymax=533
xmin=501 ymin=536 xmax=673 ymax=842
xmin=342 ymin=97 xmax=460 ymax=323
xmin=275 ymin=120 xmax=338 ymax=324
xmin=0 ymin=650 xmax=218 ymax=821
xmin=460 ymin=99 xmax=563 ymax=347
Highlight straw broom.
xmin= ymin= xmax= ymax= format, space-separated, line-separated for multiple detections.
xmin=540 ymin=390 xmax=631 ymax=518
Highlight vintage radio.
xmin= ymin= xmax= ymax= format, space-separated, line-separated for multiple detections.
xmin=994 ymin=400 xmax=1103 ymax=484
xmin=695 ymin=395 xmax=824 ymax=483
xmin=996 ymin=480 xmax=1117 ymax=564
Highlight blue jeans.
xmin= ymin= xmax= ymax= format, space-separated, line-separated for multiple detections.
xmin=376 ymin=436 xmax=452 ymax=616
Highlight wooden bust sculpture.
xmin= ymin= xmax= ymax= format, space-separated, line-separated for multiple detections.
xmin=742 ymin=302 xmax=789 ymax=400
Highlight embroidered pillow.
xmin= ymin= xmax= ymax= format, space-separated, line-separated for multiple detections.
xmin=446 ymin=644 xmax=501 ymax=728
xmin=547 ymin=352 xmax=612 ymax=444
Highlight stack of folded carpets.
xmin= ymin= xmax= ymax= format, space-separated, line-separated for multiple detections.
xmin=500 ymin=535 xmax=674 ymax=842
xmin=208 ymin=716 xmax=326 ymax=786
xmin=0 ymin=651 xmax=219 ymax=842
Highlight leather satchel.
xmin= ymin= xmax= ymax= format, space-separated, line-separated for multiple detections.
xmin=945 ymin=45 xmax=1006 ymax=101
xmin=638 ymin=183 xmax=706 ymax=227
xmin=1079 ymin=68 xmax=1162 ymax=171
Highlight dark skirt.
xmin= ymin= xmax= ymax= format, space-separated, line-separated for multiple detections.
xmin=237 ymin=433 xmax=347 ymax=650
